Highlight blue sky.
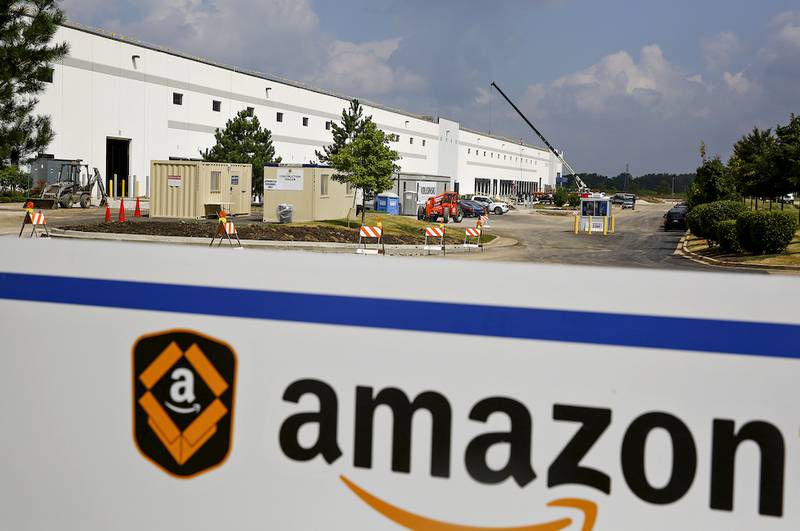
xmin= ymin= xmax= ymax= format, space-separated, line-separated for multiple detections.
xmin=61 ymin=0 xmax=800 ymax=175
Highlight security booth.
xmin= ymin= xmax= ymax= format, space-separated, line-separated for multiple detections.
xmin=579 ymin=193 xmax=613 ymax=233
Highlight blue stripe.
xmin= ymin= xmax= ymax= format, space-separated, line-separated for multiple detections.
xmin=0 ymin=272 xmax=797 ymax=360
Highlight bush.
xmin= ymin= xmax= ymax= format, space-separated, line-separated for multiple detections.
xmin=553 ymin=187 xmax=569 ymax=207
xmin=687 ymin=200 xmax=747 ymax=242
xmin=736 ymin=210 xmax=798 ymax=254
xmin=567 ymin=193 xmax=581 ymax=208
xmin=715 ymin=220 xmax=741 ymax=252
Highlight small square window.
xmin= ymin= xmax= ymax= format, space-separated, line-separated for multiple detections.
xmin=468 ymin=148 xmax=471 ymax=154
xmin=325 ymin=121 xmax=331 ymax=131
xmin=303 ymin=117 xmax=309 ymax=127
xmin=246 ymin=107 xmax=255 ymax=116
xmin=173 ymin=92 xmax=183 ymax=105
xmin=276 ymin=112 xmax=284 ymax=122
xmin=410 ymin=137 xmax=414 ymax=145
xmin=38 ymin=67 xmax=54 ymax=83
xmin=210 ymin=171 xmax=220 ymax=193
xmin=212 ymin=100 xmax=221 ymax=112
xmin=422 ymin=139 xmax=426 ymax=147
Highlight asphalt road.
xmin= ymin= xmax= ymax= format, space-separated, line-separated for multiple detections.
xmin=449 ymin=203 xmax=760 ymax=273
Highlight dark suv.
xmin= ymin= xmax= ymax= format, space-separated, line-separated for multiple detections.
xmin=663 ymin=205 xmax=688 ymax=231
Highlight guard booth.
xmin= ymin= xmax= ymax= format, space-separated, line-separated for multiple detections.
xmin=579 ymin=194 xmax=612 ymax=233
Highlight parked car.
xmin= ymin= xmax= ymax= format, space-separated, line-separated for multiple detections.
xmin=471 ymin=195 xmax=509 ymax=215
xmin=458 ymin=200 xmax=486 ymax=217
xmin=779 ymin=193 xmax=795 ymax=204
xmin=663 ymin=206 xmax=688 ymax=230
xmin=611 ymin=194 xmax=626 ymax=205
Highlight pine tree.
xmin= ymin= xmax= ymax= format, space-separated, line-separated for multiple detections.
xmin=0 ymin=0 xmax=69 ymax=167
xmin=315 ymin=99 xmax=372 ymax=171
xmin=201 ymin=108 xmax=282 ymax=193
xmin=328 ymin=121 xmax=399 ymax=225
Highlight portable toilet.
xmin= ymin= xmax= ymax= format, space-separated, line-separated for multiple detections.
xmin=579 ymin=193 xmax=612 ymax=233
xmin=376 ymin=192 xmax=400 ymax=215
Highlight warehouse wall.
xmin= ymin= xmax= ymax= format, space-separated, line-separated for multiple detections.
xmin=36 ymin=22 xmax=562 ymax=199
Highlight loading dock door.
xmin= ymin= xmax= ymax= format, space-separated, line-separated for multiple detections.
xmin=106 ymin=138 xmax=130 ymax=196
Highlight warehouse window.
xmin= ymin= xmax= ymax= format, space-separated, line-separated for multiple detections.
xmin=210 ymin=171 xmax=221 ymax=193
xmin=468 ymin=149 xmax=471 ymax=154
xmin=38 ymin=67 xmax=54 ymax=83
xmin=173 ymin=92 xmax=183 ymax=105
xmin=303 ymin=117 xmax=309 ymax=127
xmin=422 ymin=139 xmax=426 ymax=147
xmin=320 ymin=174 xmax=329 ymax=196
xmin=410 ymin=137 xmax=414 ymax=145
xmin=325 ymin=121 xmax=331 ymax=130
xmin=212 ymin=100 xmax=221 ymax=112
xmin=246 ymin=107 xmax=255 ymax=117
xmin=276 ymin=112 xmax=283 ymax=122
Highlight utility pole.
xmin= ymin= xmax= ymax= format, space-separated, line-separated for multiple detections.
xmin=625 ymin=163 xmax=629 ymax=191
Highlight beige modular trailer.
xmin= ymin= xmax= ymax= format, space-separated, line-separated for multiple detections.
xmin=263 ymin=165 xmax=355 ymax=223
xmin=150 ymin=161 xmax=252 ymax=219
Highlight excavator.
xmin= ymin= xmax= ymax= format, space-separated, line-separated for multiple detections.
xmin=28 ymin=161 xmax=108 ymax=209
xmin=490 ymin=81 xmax=589 ymax=193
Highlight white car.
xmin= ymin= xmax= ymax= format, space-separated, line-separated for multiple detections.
xmin=471 ymin=195 xmax=509 ymax=215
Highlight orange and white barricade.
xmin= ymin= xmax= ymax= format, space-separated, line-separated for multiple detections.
xmin=19 ymin=203 xmax=49 ymax=238
xmin=210 ymin=211 xmax=242 ymax=248
xmin=463 ymin=224 xmax=482 ymax=251
xmin=357 ymin=225 xmax=384 ymax=255
xmin=479 ymin=213 xmax=491 ymax=228
xmin=424 ymin=225 xmax=446 ymax=255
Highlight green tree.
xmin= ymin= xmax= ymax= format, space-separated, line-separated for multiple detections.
xmin=687 ymin=144 xmax=738 ymax=208
xmin=200 ymin=108 xmax=281 ymax=193
xmin=315 ymin=99 xmax=372 ymax=165
xmin=775 ymin=113 xmax=800 ymax=194
xmin=0 ymin=0 xmax=69 ymax=167
xmin=328 ymin=121 xmax=399 ymax=225
xmin=728 ymin=127 xmax=781 ymax=198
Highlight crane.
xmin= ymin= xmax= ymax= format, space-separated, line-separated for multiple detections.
xmin=490 ymin=81 xmax=588 ymax=193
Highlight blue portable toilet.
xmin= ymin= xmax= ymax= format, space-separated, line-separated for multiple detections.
xmin=376 ymin=192 xmax=400 ymax=215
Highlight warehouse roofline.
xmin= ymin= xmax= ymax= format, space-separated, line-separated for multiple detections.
xmin=60 ymin=19 xmax=551 ymax=155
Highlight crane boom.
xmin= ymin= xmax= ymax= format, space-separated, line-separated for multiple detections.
xmin=489 ymin=81 xmax=587 ymax=191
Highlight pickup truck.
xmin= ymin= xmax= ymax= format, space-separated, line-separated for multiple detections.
xmin=471 ymin=195 xmax=509 ymax=215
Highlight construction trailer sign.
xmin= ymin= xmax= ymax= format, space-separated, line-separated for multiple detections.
xmin=0 ymin=239 xmax=798 ymax=531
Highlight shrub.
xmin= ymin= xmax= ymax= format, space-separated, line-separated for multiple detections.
xmin=715 ymin=220 xmax=741 ymax=253
xmin=567 ymin=193 xmax=581 ymax=208
xmin=736 ymin=210 xmax=798 ymax=254
xmin=687 ymin=200 xmax=747 ymax=242
xmin=553 ymin=187 xmax=569 ymax=207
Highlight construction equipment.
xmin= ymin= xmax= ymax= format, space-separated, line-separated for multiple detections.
xmin=28 ymin=161 xmax=108 ymax=209
xmin=490 ymin=82 xmax=589 ymax=193
xmin=418 ymin=191 xmax=463 ymax=223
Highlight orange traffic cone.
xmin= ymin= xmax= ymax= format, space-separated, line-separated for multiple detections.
xmin=104 ymin=204 xmax=111 ymax=223
xmin=134 ymin=196 xmax=142 ymax=217
xmin=118 ymin=198 xmax=126 ymax=223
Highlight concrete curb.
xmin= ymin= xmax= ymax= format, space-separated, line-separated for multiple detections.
xmin=47 ymin=227 xmax=502 ymax=256
xmin=678 ymin=234 xmax=800 ymax=272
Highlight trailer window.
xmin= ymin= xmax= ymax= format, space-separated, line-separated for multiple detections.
xmin=210 ymin=171 xmax=221 ymax=193
xmin=320 ymin=174 xmax=330 ymax=196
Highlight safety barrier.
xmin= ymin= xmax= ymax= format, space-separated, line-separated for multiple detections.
xmin=463 ymin=225 xmax=482 ymax=251
xmin=424 ymin=225 xmax=445 ymax=255
xmin=479 ymin=214 xmax=491 ymax=228
xmin=19 ymin=203 xmax=49 ymax=238
xmin=357 ymin=225 xmax=384 ymax=255
xmin=210 ymin=211 xmax=242 ymax=248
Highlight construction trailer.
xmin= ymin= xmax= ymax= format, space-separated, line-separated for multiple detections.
xmin=150 ymin=161 xmax=252 ymax=219
xmin=262 ymin=164 xmax=355 ymax=223
xmin=389 ymin=173 xmax=452 ymax=216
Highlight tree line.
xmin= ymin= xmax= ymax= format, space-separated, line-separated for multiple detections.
xmin=567 ymin=172 xmax=696 ymax=196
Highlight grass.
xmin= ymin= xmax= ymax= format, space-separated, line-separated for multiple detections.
xmin=308 ymin=211 xmax=496 ymax=244
xmin=687 ymin=232 xmax=800 ymax=267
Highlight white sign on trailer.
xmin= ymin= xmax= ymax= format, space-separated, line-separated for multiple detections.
xmin=275 ymin=168 xmax=304 ymax=191
xmin=417 ymin=181 xmax=437 ymax=203
xmin=0 ymin=239 xmax=797 ymax=531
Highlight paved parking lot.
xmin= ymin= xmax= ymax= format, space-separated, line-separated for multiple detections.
xmin=447 ymin=203 xmax=729 ymax=272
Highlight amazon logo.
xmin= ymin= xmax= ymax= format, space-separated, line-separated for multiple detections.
xmin=279 ymin=379 xmax=787 ymax=528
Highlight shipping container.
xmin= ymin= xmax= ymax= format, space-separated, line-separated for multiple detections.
xmin=263 ymin=165 xmax=355 ymax=223
xmin=150 ymin=161 xmax=251 ymax=219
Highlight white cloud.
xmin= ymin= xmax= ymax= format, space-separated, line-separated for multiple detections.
xmin=723 ymin=70 xmax=759 ymax=96
xmin=702 ymin=32 xmax=741 ymax=70
xmin=308 ymin=38 xmax=425 ymax=96
xmin=474 ymin=86 xmax=492 ymax=106
xmin=774 ymin=12 xmax=800 ymax=47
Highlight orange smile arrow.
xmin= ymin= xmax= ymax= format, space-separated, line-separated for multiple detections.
xmin=340 ymin=475 xmax=597 ymax=531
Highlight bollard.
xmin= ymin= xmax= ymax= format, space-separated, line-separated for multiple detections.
xmin=574 ymin=214 xmax=579 ymax=235
xmin=603 ymin=216 xmax=608 ymax=236
xmin=588 ymin=216 xmax=593 ymax=235
xmin=611 ymin=215 xmax=616 ymax=233
xmin=121 ymin=180 xmax=126 ymax=199
xmin=135 ymin=180 xmax=140 ymax=198
xmin=109 ymin=180 xmax=114 ymax=199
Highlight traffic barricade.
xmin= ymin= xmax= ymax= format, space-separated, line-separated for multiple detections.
xmin=210 ymin=211 xmax=242 ymax=248
xmin=19 ymin=203 xmax=49 ymax=238
xmin=463 ymin=224 xmax=482 ymax=251
xmin=424 ymin=224 xmax=445 ymax=255
xmin=357 ymin=226 xmax=384 ymax=255
xmin=479 ymin=213 xmax=491 ymax=228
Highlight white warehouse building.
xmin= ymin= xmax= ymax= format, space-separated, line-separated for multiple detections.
xmin=36 ymin=21 xmax=563 ymax=199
